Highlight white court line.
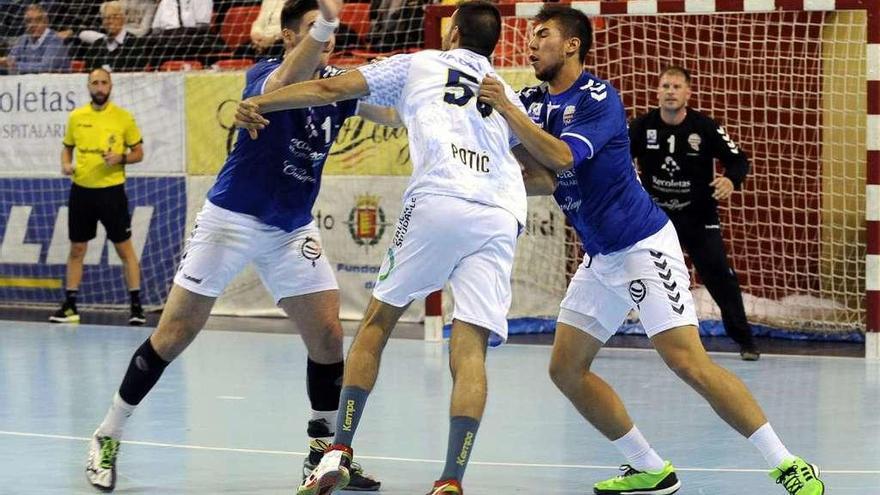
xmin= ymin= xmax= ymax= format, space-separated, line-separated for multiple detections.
xmin=2 ymin=430 xmax=877 ymax=475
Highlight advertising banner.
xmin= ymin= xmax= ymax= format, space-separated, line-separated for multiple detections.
xmin=0 ymin=177 xmax=186 ymax=306
xmin=0 ymin=73 xmax=185 ymax=175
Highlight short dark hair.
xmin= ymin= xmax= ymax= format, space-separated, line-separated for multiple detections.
xmin=661 ymin=66 xmax=692 ymax=84
xmin=533 ymin=5 xmax=593 ymax=62
xmin=281 ymin=0 xmax=318 ymax=31
xmin=453 ymin=0 xmax=501 ymax=57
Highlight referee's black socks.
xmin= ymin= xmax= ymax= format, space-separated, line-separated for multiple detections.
xmin=129 ymin=289 xmax=141 ymax=306
xmin=65 ymin=289 xmax=78 ymax=306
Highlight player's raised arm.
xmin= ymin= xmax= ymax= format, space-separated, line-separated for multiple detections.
xmin=235 ymin=70 xmax=371 ymax=138
xmin=479 ymin=75 xmax=574 ymax=171
xmin=263 ymin=0 xmax=341 ymax=93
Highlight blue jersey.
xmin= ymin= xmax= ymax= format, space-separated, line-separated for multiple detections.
xmin=207 ymin=60 xmax=359 ymax=232
xmin=518 ymin=71 xmax=668 ymax=256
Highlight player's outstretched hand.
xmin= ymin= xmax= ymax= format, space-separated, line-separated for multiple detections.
xmin=235 ymin=98 xmax=270 ymax=140
xmin=710 ymin=176 xmax=734 ymax=200
xmin=478 ymin=75 xmax=512 ymax=113
xmin=317 ymin=0 xmax=342 ymax=22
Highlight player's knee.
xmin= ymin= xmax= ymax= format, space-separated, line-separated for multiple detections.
xmin=313 ymin=321 xmax=344 ymax=357
xmin=152 ymin=316 xmax=201 ymax=360
xmin=548 ymin=356 xmax=579 ymax=394
xmin=666 ymin=357 xmax=711 ymax=390
xmin=450 ymin=347 xmax=486 ymax=377
xmin=69 ymin=243 xmax=87 ymax=260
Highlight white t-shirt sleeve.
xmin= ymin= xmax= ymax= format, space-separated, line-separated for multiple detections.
xmin=356 ymin=54 xmax=413 ymax=108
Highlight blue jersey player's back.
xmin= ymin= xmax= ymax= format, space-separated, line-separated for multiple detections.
xmin=208 ymin=59 xmax=359 ymax=232
xmin=518 ymin=71 xmax=667 ymax=256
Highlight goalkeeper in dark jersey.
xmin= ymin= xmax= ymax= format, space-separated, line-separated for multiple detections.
xmin=629 ymin=66 xmax=760 ymax=361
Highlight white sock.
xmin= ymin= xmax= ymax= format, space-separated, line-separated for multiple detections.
xmin=748 ymin=423 xmax=795 ymax=468
xmin=309 ymin=409 xmax=338 ymax=442
xmin=611 ymin=426 xmax=666 ymax=473
xmin=96 ymin=392 xmax=136 ymax=439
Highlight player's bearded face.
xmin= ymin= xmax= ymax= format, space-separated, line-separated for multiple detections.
xmin=528 ymin=23 xmax=565 ymax=82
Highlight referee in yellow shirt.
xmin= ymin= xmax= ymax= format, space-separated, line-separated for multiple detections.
xmin=50 ymin=68 xmax=146 ymax=325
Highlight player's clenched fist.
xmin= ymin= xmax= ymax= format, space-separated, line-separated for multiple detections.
xmin=235 ymin=97 xmax=270 ymax=140
xmin=478 ymin=75 xmax=514 ymax=115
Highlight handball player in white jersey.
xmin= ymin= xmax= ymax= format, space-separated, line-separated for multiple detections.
xmin=84 ymin=0 xmax=399 ymax=491
xmin=235 ymin=2 xmax=535 ymax=493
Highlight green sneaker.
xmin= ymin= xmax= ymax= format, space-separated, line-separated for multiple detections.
xmin=770 ymin=457 xmax=825 ymax=494
xmin=594 ymin=461 xmax=681 ymax=494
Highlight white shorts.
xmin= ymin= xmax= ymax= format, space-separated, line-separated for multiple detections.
xmin=558 ymin=221 xmax=699 ymax=343
xmin=373 ymin=194 xmax=519 ymax=343
xmin=173 ymin=201 xmax=337 ymax=303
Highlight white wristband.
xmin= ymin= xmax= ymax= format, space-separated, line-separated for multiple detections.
xmin=309 ymin=16 xmax=340 ymax=43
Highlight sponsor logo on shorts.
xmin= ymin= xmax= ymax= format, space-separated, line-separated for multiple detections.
xmin=345 ymin=194 xmax=390 ymax=249
xmin=182 ymin=273 xmax=203 ymax=284
xmin=628 ymin=280 xmax=646 ymax=305
xmin=301 ymin=236 xmax=322 ymax=266
xmin=392 ymin=196 xmax=416 ymax=248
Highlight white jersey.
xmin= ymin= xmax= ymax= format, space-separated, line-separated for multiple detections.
xmin=357 ymin=49 xmax=528 ymax=225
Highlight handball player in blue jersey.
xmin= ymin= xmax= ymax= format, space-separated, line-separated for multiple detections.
xmin=84 ymin=0 xmax=398 ymax=491
xmin=478 ymin=5 xmax=824 ymax=495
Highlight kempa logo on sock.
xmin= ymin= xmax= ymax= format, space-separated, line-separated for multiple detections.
xmin=342 ymin=399 xmax=356 ymax=432
xmin=456 ymin=431 xmax=475 ymax=466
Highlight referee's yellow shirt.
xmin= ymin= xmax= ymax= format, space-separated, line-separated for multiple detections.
xmin=62 ymin=102 xmax=143 ymax=189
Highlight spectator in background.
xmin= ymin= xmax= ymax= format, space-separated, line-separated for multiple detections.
xmin=148 ymin=0 xmax=221 ymax=65
xmin=79 ymin=1 xmax=148 ymax=71
xmin=122 ymin=0 xmax=158 ymax=38
xmin=51 ymin=68 xmax=146 ymax=326
xmin=234 ymin=0 xmax=286 ymax=59
xmin=49 ymin=0 xmax=101 ymax=42
xmin=0 ymin=4 xmax=70 ymax=74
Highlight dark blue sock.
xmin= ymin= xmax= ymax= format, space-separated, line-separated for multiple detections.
xmin=440 ymin=416 xmax=480 ymax=481
xmin=334 ymin=386 xmax=370 ymax=447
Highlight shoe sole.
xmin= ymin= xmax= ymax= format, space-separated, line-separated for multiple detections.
xmin=129 ymin=318 xmax=146 ymax=326
xmin=85 ymin=469 xmax=115 ymax=492
xmin=298 ymin=469 xmax=350 ymax=495
xmin=595 ymin=480 xmax=682 ymax=495
xmin=50 ymin=316 xmax=80 ymax=323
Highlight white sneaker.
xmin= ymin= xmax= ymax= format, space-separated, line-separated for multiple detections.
xmin=86 ymin=431 xmax=119 ymax=492
xmin=297 ymin=444 xmax=352 ymax=495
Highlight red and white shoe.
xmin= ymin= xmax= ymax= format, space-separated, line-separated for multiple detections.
xmin=427 ymin=479 xmax=463 ymax=495
xmin=296 ymin=444 xmax=352 ymax=495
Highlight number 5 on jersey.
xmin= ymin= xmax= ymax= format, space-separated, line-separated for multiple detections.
xmin=443 ymin=69 xmax=493 ymax=118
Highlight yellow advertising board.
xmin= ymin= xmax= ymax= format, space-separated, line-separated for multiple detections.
xmin=184 ymin=73 xmax=245 ymax=175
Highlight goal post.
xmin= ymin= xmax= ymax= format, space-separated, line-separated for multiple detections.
xmin=426 ymin=0 xmax=879 ymax=355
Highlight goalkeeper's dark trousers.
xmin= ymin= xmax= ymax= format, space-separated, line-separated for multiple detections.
xmin=668 ymin=212 xmax=757 ymax=350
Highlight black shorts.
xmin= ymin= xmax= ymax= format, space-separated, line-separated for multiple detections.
xmin=68 ymin=183 xmax=132 ymax=243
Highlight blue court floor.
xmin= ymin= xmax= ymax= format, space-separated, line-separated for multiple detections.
xmin=1 ymin=320 xmax=878 ymax=494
